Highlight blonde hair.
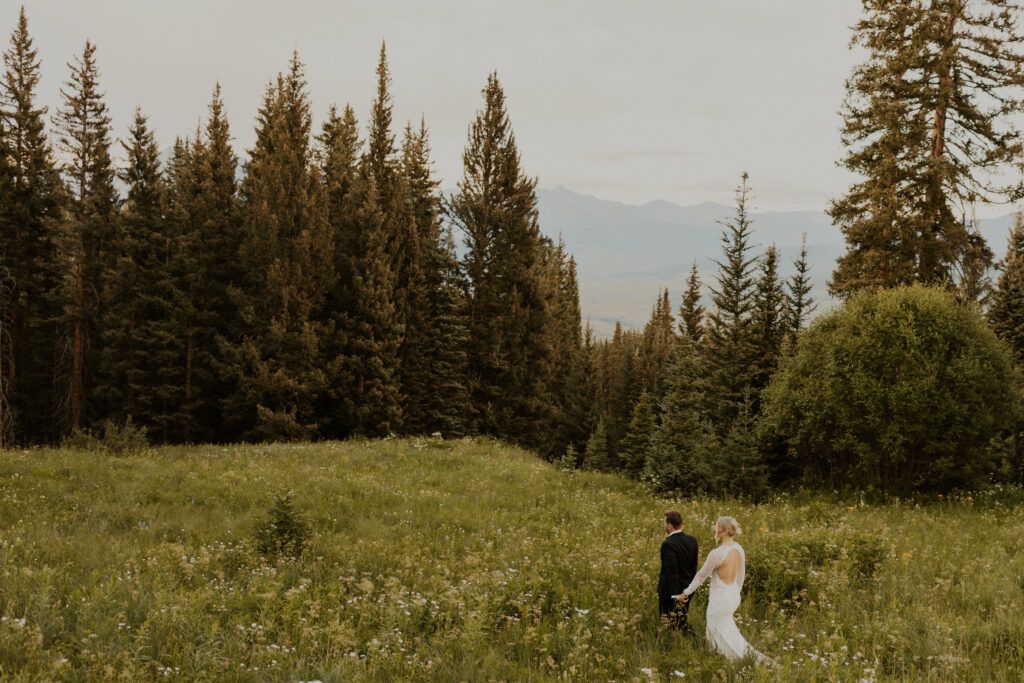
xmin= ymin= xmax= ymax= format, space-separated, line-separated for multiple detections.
xmin=716 ymin=516 xmax=742 ymax=538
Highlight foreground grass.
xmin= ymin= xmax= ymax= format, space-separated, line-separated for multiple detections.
xmin=0 ymin=438 xmax=1022 ymax=681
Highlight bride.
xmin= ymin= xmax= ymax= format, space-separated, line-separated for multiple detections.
xmin=675 ymin=516 xmax=766 ymax=663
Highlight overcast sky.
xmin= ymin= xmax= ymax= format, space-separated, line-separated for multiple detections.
xmin=15 ymin=1 xmax=1006 ymax=217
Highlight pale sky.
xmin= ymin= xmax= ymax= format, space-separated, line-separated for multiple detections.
xmin=14 ymin=0 xmax=1005 ymax=217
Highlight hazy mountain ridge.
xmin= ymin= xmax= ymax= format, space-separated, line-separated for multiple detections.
xmin=535 ymin=186 xmax=1018 ymax=336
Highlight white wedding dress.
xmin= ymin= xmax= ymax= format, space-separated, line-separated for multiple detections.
xmin=680 ymin=541 xmax=765 ymax=663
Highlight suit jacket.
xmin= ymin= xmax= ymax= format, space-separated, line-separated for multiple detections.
xmin=657 ymin=531 xmax=698 ymax=599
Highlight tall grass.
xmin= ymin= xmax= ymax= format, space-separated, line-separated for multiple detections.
xmin=0 ymin=437 xmax=1021 ymax=681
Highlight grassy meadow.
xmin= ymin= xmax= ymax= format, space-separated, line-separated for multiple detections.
xmin=0 ymin=437 xmax=1022 ymax=681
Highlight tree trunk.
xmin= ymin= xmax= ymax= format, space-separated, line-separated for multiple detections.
xmin=923 ymin=1 xmax=960 ymax=281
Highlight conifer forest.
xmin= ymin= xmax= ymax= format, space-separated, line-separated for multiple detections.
xmin=3 ymin=3 xmax=1024 ymax=681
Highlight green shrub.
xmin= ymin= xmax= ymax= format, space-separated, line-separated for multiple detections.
xmin=61 ymin=416 xmax=149 ymax=455
xmin=254 ymin=491 xmax=310 ymax=557
xmin=762 ymin=284 xmax=1020 ymax=495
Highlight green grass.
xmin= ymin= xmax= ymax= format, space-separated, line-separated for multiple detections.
xmin=0 ymin=437 xmax=1022 ymax=681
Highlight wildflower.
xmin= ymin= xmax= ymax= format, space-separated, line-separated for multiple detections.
xmin=847 ymin=506 xmax=856 ymax=511
xmin=902 ymin=552 xmax=913 ymax=558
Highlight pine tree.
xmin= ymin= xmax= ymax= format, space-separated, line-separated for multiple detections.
xmin=679 ymin=261 xmax=705 ymax=343
xmin=786 ymin=234 xmax=815 ymax=341
xmin=619 ymin=389 xmax=656 ymax=478
xmin=704 ymin=173 xmax=758 ymax=429
xmin=583 ymin=417 xmax=611 ymax=471
xmin=317 ymin=103 xmax=362 ymax=437
xmin=449 ymin=72 xmax=554 ymax=451
xmin=600 ymin=322 xmax=641 ymax=456
xmin=831 ymin=0 xmax=1024 ymax=295
xmin=53 ymin=40 xmax=118 ymax=434
xmin=341 ymin=175 xmax=402 ymax=436
xmin=184 ymin=84 xmax=244 ymax=442
xmin=644 ymin=337 xmax=717 ymax=493
xmin=829 ymin=0 xmax=927 ymax=295
xmin=750 ymin=245 xmax=786 ymax=402
xmin=0 ymin=115 xmax=14 ymax=446
xmin=638 ymin=288 xmax=676 ymax=399
xmin=562 ymin=321 xmax=599 ymax=455
xmin=718 ymin=399 xmax=768 ymax=498
xmin=332 ymin=45 xmax=407 ymax=437
xmin=366 ymin=45 xmax=410 ymax=433
xmin=0 ymin=7 xmax=63 ymax=443
xmin=421 ymin=225 xmax=470 ymax=436
xmin=990 ymin=213 xmax=1024 ymax=364
xmin=95 ymin=109 xmax=178 ymax=436
xmin=548 ymin=248 xmax=589 ymax=456
xmin=917 ymin=0 xmax=1024 ymax=284
xmin=398 ymin=119 xmax=441 ymax=434
xmin=234 ymin=53 xmax=334 ymax=440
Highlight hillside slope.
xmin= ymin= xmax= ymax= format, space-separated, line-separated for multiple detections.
xmin=0 ymin=440 xmax=1021 ymax=681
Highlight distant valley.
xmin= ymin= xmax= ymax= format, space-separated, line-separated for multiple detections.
xmin=533 ymin=187 xmax=1018 ymax=337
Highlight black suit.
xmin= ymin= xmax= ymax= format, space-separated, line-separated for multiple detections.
xmin=657 ymin=530 xmax=698 ymax=630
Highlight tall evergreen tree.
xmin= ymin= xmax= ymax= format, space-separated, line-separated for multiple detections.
xmin=750 ymin=245 xmax=786 ymax=401
xmin=829 ymin=0 xmax=927 ymax=295
xmin=644 ymin=337 xmax=717 ymax=493
xmin=917 ymin=0 xmax=1024 ymax=283
xmin=545 ymin=238 xmax=588 ymax=455
xmin=0 ymin=115 xmax=14 ymax=446
xmin=52 ymin=40 xmax=118 ymax=434
xmin=421 ymin=225 xmax=470 ymax=436
xmin=185 ymin=84 xmax=244 ymax=442
xmin=619 ymin=388 xmax=657 ymax=478
xmin=95 ymin=109 xmax=176 ymax=434
xmin=0 ymin=7 xmax=63 ymax=443
xmin=234 ymin=53 xmax=334 ymax=440
xmin=831 ymin=0 xmax=1024 ymax=295
xmin=562 ymin=321 xmax=599 ymax=455
xmin=990 ymin=213 xmax=1024 ymax=364
xmin=330 ymin=45 xmax=407 ymax=437
xmin=704 ymin=173 xmax=758 ymax=429
xmin=450 ymin=72 xmax=554 ymax=451
xmin=398 ymin=119 xmax=440 ymax=434
xmin=786 ymin=234 xmax=815 ymax=341
xmin=679 ymin=261 xmax=705 ymax=343
xmin=638 ymin=288 xmax=676 ymax=399
xmin=317 ymin=103 xmax=362 ymax=437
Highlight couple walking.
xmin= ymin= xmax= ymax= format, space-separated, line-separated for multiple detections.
xmin=657 ymin=510 xmax=766 ymax=663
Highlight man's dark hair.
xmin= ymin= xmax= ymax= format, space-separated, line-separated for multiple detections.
xmin=664 ymin=510 xmax=682 ymax=529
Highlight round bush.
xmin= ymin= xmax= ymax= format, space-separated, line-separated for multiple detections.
xmin=761 ymin=285 xmax=1020 ymax=494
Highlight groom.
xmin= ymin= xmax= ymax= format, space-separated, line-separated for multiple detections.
xmin=657 ymin=509 xmax=698 ymax=631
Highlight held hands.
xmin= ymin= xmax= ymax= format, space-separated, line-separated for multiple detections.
xmin=672 ymin=593 xmax=689 ymax=602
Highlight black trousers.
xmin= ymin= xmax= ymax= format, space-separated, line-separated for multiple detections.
xmin=659 ymin=595 xmax=690 ymax=631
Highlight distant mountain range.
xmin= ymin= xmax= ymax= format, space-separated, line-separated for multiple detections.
xmin=534 ymin=186 xmax=1018 ymax=338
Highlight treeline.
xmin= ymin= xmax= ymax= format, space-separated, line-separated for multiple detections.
xmin=0 ymin=9 xmax=584 ymax=452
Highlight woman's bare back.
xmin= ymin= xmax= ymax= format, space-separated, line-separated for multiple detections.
xmin=718 ymin=547 xmax=741 ymax=585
